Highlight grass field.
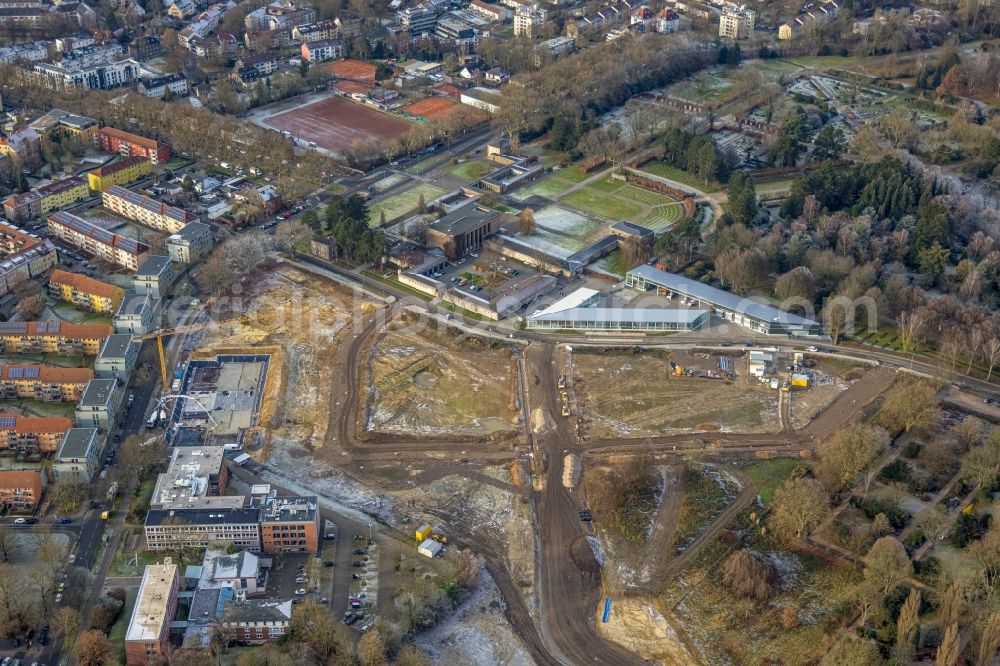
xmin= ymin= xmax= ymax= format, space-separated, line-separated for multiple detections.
xmin=18 ymin=399 xmax=75 ymax=419
xmin=754 ymin=178 xmax=795 ymax=192
xmin=744 ymin=458 xmax=801 ymax=504
xmin=450 ymin=160 xmax=492 ymax=181
xmin=367 ymin=183 xmax=445 ymax=225
xmin=619 ymin=184 xmax=677 ymax=206
xmin=511 ymin=167 xmax=588 ymax=200
xmin=639 ymin=161 xmax=723 ymax=193
xmin=562 ymin=186 xmax=645 ymax=221
xmin=666 ymin=71 xmax=734 ymax=104
xmin=639 ymin=203 xmax=686 ymax=231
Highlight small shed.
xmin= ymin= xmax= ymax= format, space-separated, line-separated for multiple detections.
xmin=418 ymin=538 xmax=443 ymax=558
xmin=415 ymin=523 xmax=432 ymax=541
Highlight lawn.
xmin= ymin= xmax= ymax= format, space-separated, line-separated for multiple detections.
xmin=754 ymin=178 xmax=795 ymax=192
xmin=744 ymin=458 xmax=801 ymax=504
xmin=562 ymin=186 xmax=644 ymax=221
xmin=327 ymin=182 xmax=347 ymax=194
xmin=50 ymin=302 xmax=112 ymax=326
xmin=109 ymin=586 xmax=140 ymax=660
xmin=639 ymin=162 xmax=723 ymax=193
xmin=18 ymin=399 xmax=75 ymax=419
xmin=600 ymin=250 xmax=629 ymax=277
xmin=361 ymin=270 xmax=433 ymax=301
xmin=638 ymin=203 xmax=686 ymax=231
xmin=510 ymin=167 xmax=588 ymax=200
xmin=450 ymin=160 xmax=492 ymax=181
xmin=367 ymin=183 xmax=445 ymax=225
xmin=666 ymin=70 xmax=735 ymax=104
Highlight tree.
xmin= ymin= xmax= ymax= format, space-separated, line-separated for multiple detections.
xmin=819 ymin=637 xmax=884 ymax=666
xmin=985 ymin=336 xmax=1000 ymax=382
xmin=13 ymin=294 xmax=44 ymax=319
xmin=394 ymin=644 xmax=431 ymax=666
xmin=974 ymin=612 xmax=1000 ymax=666
xmin=357 ymin=624 xmax=387 ymax=666
xmin=938 ymin=581 xmax=963 ymax=629
xmin=619 ymin=236 xmax=651 ymax=269
xmin=75 ymin=630 xmax=112 ymax=666
xmin=863 ymin=536 xmax=910 ymax=596
xmin=516 ymin=207 xmax=536 ymax=235
xmin=771 ymin=476 xmax=830 ymax=540
xmin=875 ymin=379 xmax=939 ymax=434
xmin=897 ymin=310 xmax=926 ymax=366
xmin=812 ymin=125 xmax=845 ymax=161
xmin=290 ymin=600 xmax=351 ymax=662
xmin=817 ymin=424 xmax=889 ymax=490
xmin=894 ymin=588 xmax=921 ymax=664
xmin=914 ymin=505 xmax=950 ymax=543
xmin=714 ymin=246 xmax=769 ymax=295
xmin=721 ymin=549 xmax=775 ymax=601
xmin=937 ymin=623 xmax=961 ymax=666
xmin=727 ymin=171 xmax=758 ymax=227
xmin=918 ymin=242 xmax=951 ymax=278
xmin=52 ymin=606 xmax=81 ymax=646
xmin=964 ymin=432 xmax=1000 ymax=490
xmin=774 ymin=266 xmax=816 ymax=304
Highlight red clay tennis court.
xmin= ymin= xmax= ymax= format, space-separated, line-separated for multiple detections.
xmin=263 ymin=96 xmax=412 ymax=153
xmin=400 ymin=97 xmax=462 ymax=120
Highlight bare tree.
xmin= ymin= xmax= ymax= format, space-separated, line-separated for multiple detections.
xmin=894 ymin=588 xmax=921 ymax=664
xmin=771 ymin=476 xmax=830 ymax=540
xmin=983 ymin=336 xmax=1000 ymax=382
xmin=863 ymin=536 xmax=911 ymax=596
xmin=915 ymin=505 xmax=950 ymax=543
xmin=975 ymin=612 xmax=1000 ymax=666
xmin=517 ymin=208 xmax=536 ymax=235
xmin=897 ymin=309 xmax=926 ymax=368
xmin=721 ymin=549 xmax=776 ymax=601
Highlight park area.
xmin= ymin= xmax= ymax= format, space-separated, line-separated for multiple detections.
xmin=368 ymin=182 xmax=446 ymax=225
xmin=365 ymin=316 xmax=521 ymax=438
xmin=262 ymin=95 xmax=413 ymax=155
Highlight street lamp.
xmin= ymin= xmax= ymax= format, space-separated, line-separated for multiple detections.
xmin=368 ymin=522 xmax=372 ymax=543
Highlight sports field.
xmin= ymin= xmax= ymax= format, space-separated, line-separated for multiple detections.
xmin=400 ymin=97 xmax=462 ymax=120
xmin=263 ymin=96 xmax=412 ymax=154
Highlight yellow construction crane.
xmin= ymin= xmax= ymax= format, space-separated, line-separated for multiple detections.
xmin=132 ymin=317 xmax=246 ymax=390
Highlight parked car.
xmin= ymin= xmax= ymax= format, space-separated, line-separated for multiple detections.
xmin=295 ymin=576 xmax=307 ymax=583
xmin=353 ymin=549 xmax=366 ymax=555
xmin=13 ymin=518 xmax=25 ymax=525
xmin=57 ymin=517 xmax=71 ymax=524
xmin=294 ymin=588 xmax=307 ymax=595
xmin=351 ymin=561 xmax=364 ymax=567
xmin=54 ymin=593 xmax=62 ymax=604
xmin=323 ymin=561 xmax=335 ymax=567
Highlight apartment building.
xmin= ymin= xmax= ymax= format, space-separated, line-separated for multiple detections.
xmin=0 ymin=320 xmax=111 ymax=355
xmin=52 ymin=427 xmax=101 ymax=482
xmin=137 ymin=73 xmax=189 ymax=99
xmin=0 ymin=221 xmax=57 ymax=296
xmin=86 ymin=155 xmax=152 ymax=192
xmin=0 ymin=127 xmax=42 ymax=169
xmin=719 ymin=6 xmax=755 ymax=39
xmin=125 ymin=563 xmax=179 ymax=666
xmin=0 ymin=364 xmax=93 ymax=401
xmin=301 ymin=38 xmax=342 ymax=62
xmin=102 ymin=185 xmax=194 ymax=233
xmin=94 ymin=334 xmax=138 ymax=380
xmin=144 ymin=506 xmax=262 ymax=551
xmin=74 ymin=378 xmax=121 ymax=429
xmin=0 ymin=470 xmax=43 ymax=512
xmin=2 ymin=176 xmax=90 ymax=222
xmin=152 ymin=446 xmax=229 ymax=507
xmin=28 ymin=108 xmax=97 ymax=142
xmin=221 ymin=599 xmax=292 ymax=644
xmin=257 ymin=494 xmax=320 ymax=554
xmin=31 ymin=59 xmax=140 ymax=92
xmin=0 ymin=413 xmax=73 ymax=453
xmin=513 ymin=4 xmax=545 ymax=36
xmin=468 ymin=0 xmax=510 ymax=21
xmin=49 ymin=269 xmax=124 ymax=314
xmin=47 ymin=210 xmax=150 ymax=271
xmin=131 ymin=255 xmax=174 ymax=298
xmin=113 ymin=293 xmax=153 ymax=335
xmin=166 ymin=222 xmax=213 ymax=264
xmin=93 ymin=126 xmax=170 ymax=164
xmin=779 ymin=0 xmax=839 ymax=39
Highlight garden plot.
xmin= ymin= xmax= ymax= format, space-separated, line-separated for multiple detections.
xmin=665 ymin=70 xmax=735 ymax=105
xmin=366 ymin=321 xmax=520 ymax=437
xmin=574 ymin=351 xmax=780 ymax=438
xmin=523 ymin=227 xmax=588 ymax=257
xmin=371 ymin=173 xmax=408 ymax=193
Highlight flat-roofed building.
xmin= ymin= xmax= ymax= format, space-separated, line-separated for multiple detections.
xmin=152 ymin=446 xmax=228 ymax=507
xmin=94 ymin=334 xmax=138 ymax=380
xmin=0 ymin=364 xmax=93 ymax=401
xmin=124 ymin=562 xmax=179 ymax=666
xmin=53 ymin=427 xmax=101 ymax=482
xmin=625 ymin=265 xmax=827 ymax=337
xmin=0 ymin=412 xmax=73 ymax=453
xmin=719 ymin=5 xmax=755 ymax=39
xmin=424 ymin=206 xmax=501 ymax=259
xmin=28 ymin=108 xmax=97 ymax=141
xmin=102 ymin=185 xmax=194 ymax=233
xmin=256 ymin=494 xmax=320 ymax=554
xmin=75 ymin=378 xmax=121 ymax=429
xmin=0 ymin=320 xmax=111 ymax=355
xmin=144 ymin=506 xmax=262 ymax=551
xmin=198 ymin=548 xmax=262 ymax=594
xmin=113 ymin=293 xmax=153 ymax=335
xmin=166 ymin=221 xmax=213 ymax=264
xmin=132 ymin=255 xmax=175 ymax=298
xmin=87 ymin=156 xmax=152 ymax=192
xmin=0 ymin=470 xmax=44 ymax=511
xmin=47 ymin=211 xmax=150 ymax=271
xmin=48 ymin=269 xmax=124 ymax=314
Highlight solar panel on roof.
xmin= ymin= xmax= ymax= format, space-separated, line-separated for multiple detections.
xmin=0 ymin=417 xmax=15 ymax=428
xmin=23 ymin=367 xmax=38 ymax=379
xmin=8 ymin=367 xmax=21 ymax=378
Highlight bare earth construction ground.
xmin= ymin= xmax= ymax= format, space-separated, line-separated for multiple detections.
xmin=366 ymin=321 xmax=520 ymax=437
xmin=262 ymin=96 xmax=413 ymax=154
xmin=574 ymin=350 xmax=778 ymax=437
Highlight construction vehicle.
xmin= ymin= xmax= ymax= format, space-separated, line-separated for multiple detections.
xmin=562 ymin=404 xmax=571 ymax=417
xmin=430 ymin=533 xmax=448 ymax=544
xmin=132 ymin=317 xmax=246 ymax=391
xmin=557 ymin=375 xmax=566 ymax=389
xmin=100 ymin=510 xmax=110 ymax=520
